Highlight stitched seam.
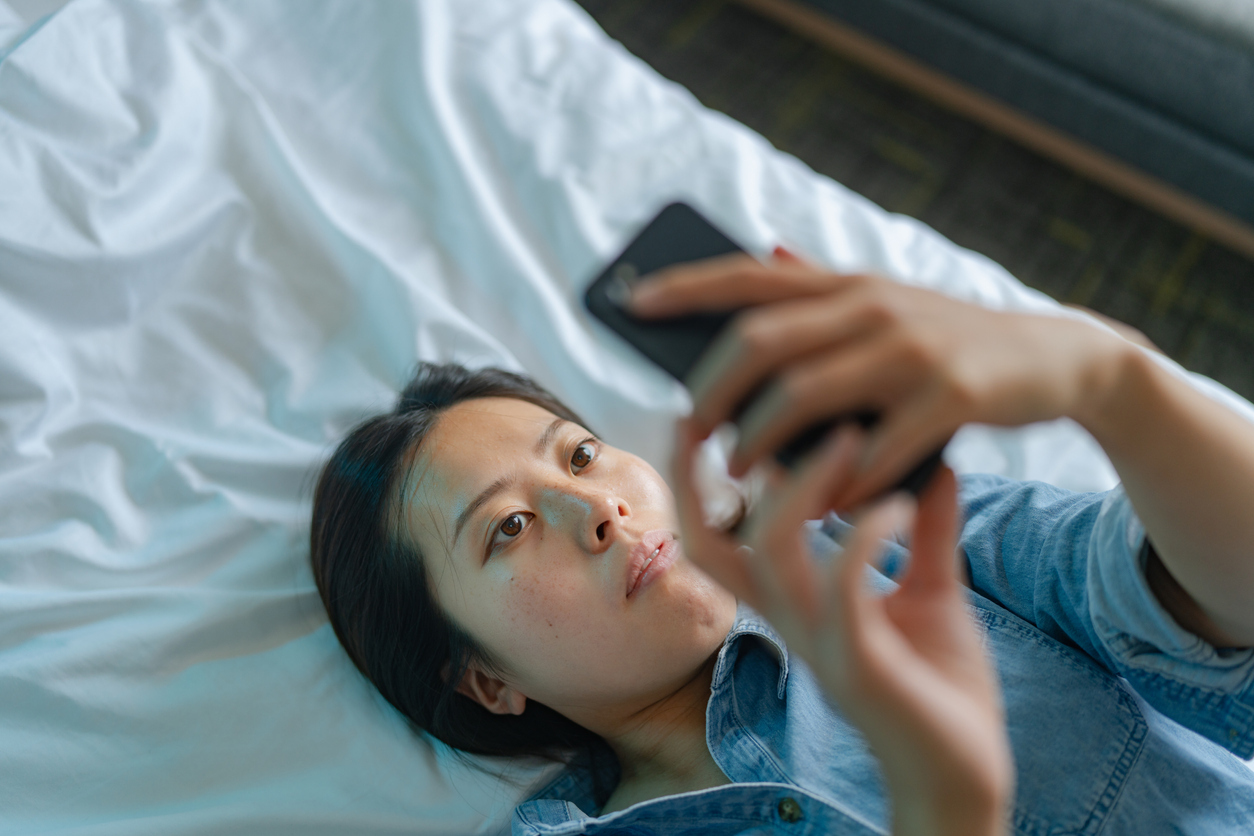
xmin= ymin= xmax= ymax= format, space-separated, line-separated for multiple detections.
xmin=972 ymin=604 xmax=1146 ymax=836
xmin=1124 ymin=667 xmax=1254 ymax=758
xmin=1083 ymin=707 xmax=1148 ymax=836
xmin=723 ymin=661 xmax=797 ymax=787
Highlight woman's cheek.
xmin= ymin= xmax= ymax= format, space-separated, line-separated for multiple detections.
xmin=624 ymin=458 xmax=678 ymax=523
xmin=495 ymin=563 xmax=590 ymax=647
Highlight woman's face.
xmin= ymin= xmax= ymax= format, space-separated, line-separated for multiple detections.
xmin=403 ymin=397 xmax=736 ymax=719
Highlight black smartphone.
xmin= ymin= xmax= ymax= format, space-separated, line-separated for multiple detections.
xmin=584 ymin=202 xmax=943 ymax=496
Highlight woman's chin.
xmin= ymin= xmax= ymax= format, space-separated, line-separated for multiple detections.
xmin=651 ymin=561 xmax=738 ymax=630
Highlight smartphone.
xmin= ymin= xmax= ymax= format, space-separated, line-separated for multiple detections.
xmin=584 ymin=202 xmax=943 ymax=496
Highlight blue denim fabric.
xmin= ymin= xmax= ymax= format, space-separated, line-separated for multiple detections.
xmin=513 ymin=474 xmax=1254 ymax=835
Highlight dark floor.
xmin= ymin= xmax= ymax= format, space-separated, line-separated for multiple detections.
xmin=577 ymin=0 xmax=1254 ymax=402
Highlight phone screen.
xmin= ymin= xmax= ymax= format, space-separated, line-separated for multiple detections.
xmin=583 ymin=202 xmax=743 ymax=384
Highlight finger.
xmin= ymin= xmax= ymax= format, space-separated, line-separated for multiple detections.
xmin=728 ymin=339 xmax=913 ymax=476
xmin=685 ymin=291 xmax=880 ymax=435
xmin=829 ymin=495 xmax=916 ymax=641
xmin=833 ymin=387 xmax=960 ymax=509
xmin=742 ymin=425 xmax=864 ymax=627
xmin=670 ymin=418 xmax=761 ymax=607
xmin=670 ymin=417 xmax=713 ymax=533
xmin=895 ymin=466 xmax=961 ymax=594
xmin=629 ymin=254 xmax=855 ymax=317
xmin=741 ymin=424 xmax=862 ymax=548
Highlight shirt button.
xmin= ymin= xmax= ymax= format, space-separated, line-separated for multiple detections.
xmin=777 ymin=797 xmax=804 ymax=824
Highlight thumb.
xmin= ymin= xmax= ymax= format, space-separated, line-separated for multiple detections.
xmin=828 ymin=494 xmax=915 ymax=636
xmin=897 ymin=465 xmax=963 ymax=594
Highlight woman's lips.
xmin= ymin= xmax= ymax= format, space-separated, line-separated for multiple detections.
xmin=627 ymin=531 xmax=678 ymax=598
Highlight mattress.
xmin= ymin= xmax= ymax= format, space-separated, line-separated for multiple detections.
xmin=0 ymin=0 xmax=1249 ymax=833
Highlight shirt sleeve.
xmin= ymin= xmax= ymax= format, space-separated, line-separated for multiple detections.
xmin=958 ymin=472 xmax=1254 ymax=759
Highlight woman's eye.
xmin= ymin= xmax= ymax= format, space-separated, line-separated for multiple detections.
xmin=499 ymin=513 xmax=525 ymax=538
xmin=571 ymin=441 xmax=596 ymax=470
xmin=486 ymin=513 xmax=531 ymax=561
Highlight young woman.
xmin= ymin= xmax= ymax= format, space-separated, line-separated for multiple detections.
xmin=310 ymin=252 xmax=1254 ymax=835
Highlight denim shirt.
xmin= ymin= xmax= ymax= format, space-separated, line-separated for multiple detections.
xmin=512 ymin=474 xmax=1254 ymax=835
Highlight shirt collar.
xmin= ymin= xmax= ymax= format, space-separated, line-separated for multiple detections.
xmin=519 ymin=744 xmax=618 ymax=824
xmin=715 ymin=601 xmax=790 ymax=699
xmin=520 ymin=602 xmax=792 ymax=818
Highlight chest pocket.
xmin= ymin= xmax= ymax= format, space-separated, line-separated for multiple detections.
xmin=974 ymin=604 xmax=1148 ymax=836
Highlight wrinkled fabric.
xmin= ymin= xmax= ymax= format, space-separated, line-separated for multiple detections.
xmin=514 ymin=474 xmax=1254 ymax=835
xmin=4 ymin=0 xmax=1254 ymax=834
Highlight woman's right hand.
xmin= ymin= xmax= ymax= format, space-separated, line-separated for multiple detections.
xmin=637 ymin=251 xmax=1126 ymax=513
xmin=672 ymin=420 xmax=1014 ymax=836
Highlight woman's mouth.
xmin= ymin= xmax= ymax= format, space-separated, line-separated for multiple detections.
xmin=627 ymin=531 xmax=678 ymax=597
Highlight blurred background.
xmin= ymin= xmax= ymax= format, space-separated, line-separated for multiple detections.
xmin=578 ymin=0 xmax=1254 ymax=403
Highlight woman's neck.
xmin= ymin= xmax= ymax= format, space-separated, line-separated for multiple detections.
xmin=598 ymin=652 xmax=730 ymax=814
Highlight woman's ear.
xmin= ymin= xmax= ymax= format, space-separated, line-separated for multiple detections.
xmin=454 ymin=664 xmax=527 ymax=716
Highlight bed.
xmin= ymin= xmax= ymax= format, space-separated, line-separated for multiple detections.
xmin=1 ymin=1 xmax=1250 ymax=834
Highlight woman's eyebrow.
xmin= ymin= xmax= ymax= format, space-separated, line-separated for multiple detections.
xmin=450 ymin=417 xmax=569 ymax=549
xmin=452 ymin=475 xmax=514 ymax=549
xmin=533 ymin=416 xmax=569 ymax=457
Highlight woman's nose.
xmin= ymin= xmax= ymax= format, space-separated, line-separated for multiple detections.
xmin=586 ymin=494 xmax=630 ymax=555
xmin=543 ymin=487 xmax=629 ymax=554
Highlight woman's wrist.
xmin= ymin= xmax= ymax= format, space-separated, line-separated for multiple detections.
xmin=886 ymin=778 xmax=1008 ymax=836
xmin=1062 ymin=325 xmax=1149 ymax=447
xmin=879 ymin=741 xmax=1012 ymax=836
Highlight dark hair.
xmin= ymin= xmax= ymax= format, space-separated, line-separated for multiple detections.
xmin=310 ymin=362 xmax=608 ymax=762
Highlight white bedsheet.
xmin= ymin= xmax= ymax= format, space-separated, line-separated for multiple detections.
xmin=1 ymin=0 xmax=1250 ymax=833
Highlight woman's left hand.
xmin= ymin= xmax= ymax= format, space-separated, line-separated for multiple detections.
xmin=634 ymin=250 xmax=1124 ymax=508
xmin=671 ymin=419 xmax=1013 ymax=836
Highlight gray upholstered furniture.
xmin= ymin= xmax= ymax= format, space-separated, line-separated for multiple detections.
xmin=793 ymin=0 xmax=1254 ymax=226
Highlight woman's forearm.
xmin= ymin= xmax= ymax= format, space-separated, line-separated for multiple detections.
xmin=1075 ymin=344 xmax=1254 ymax=646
